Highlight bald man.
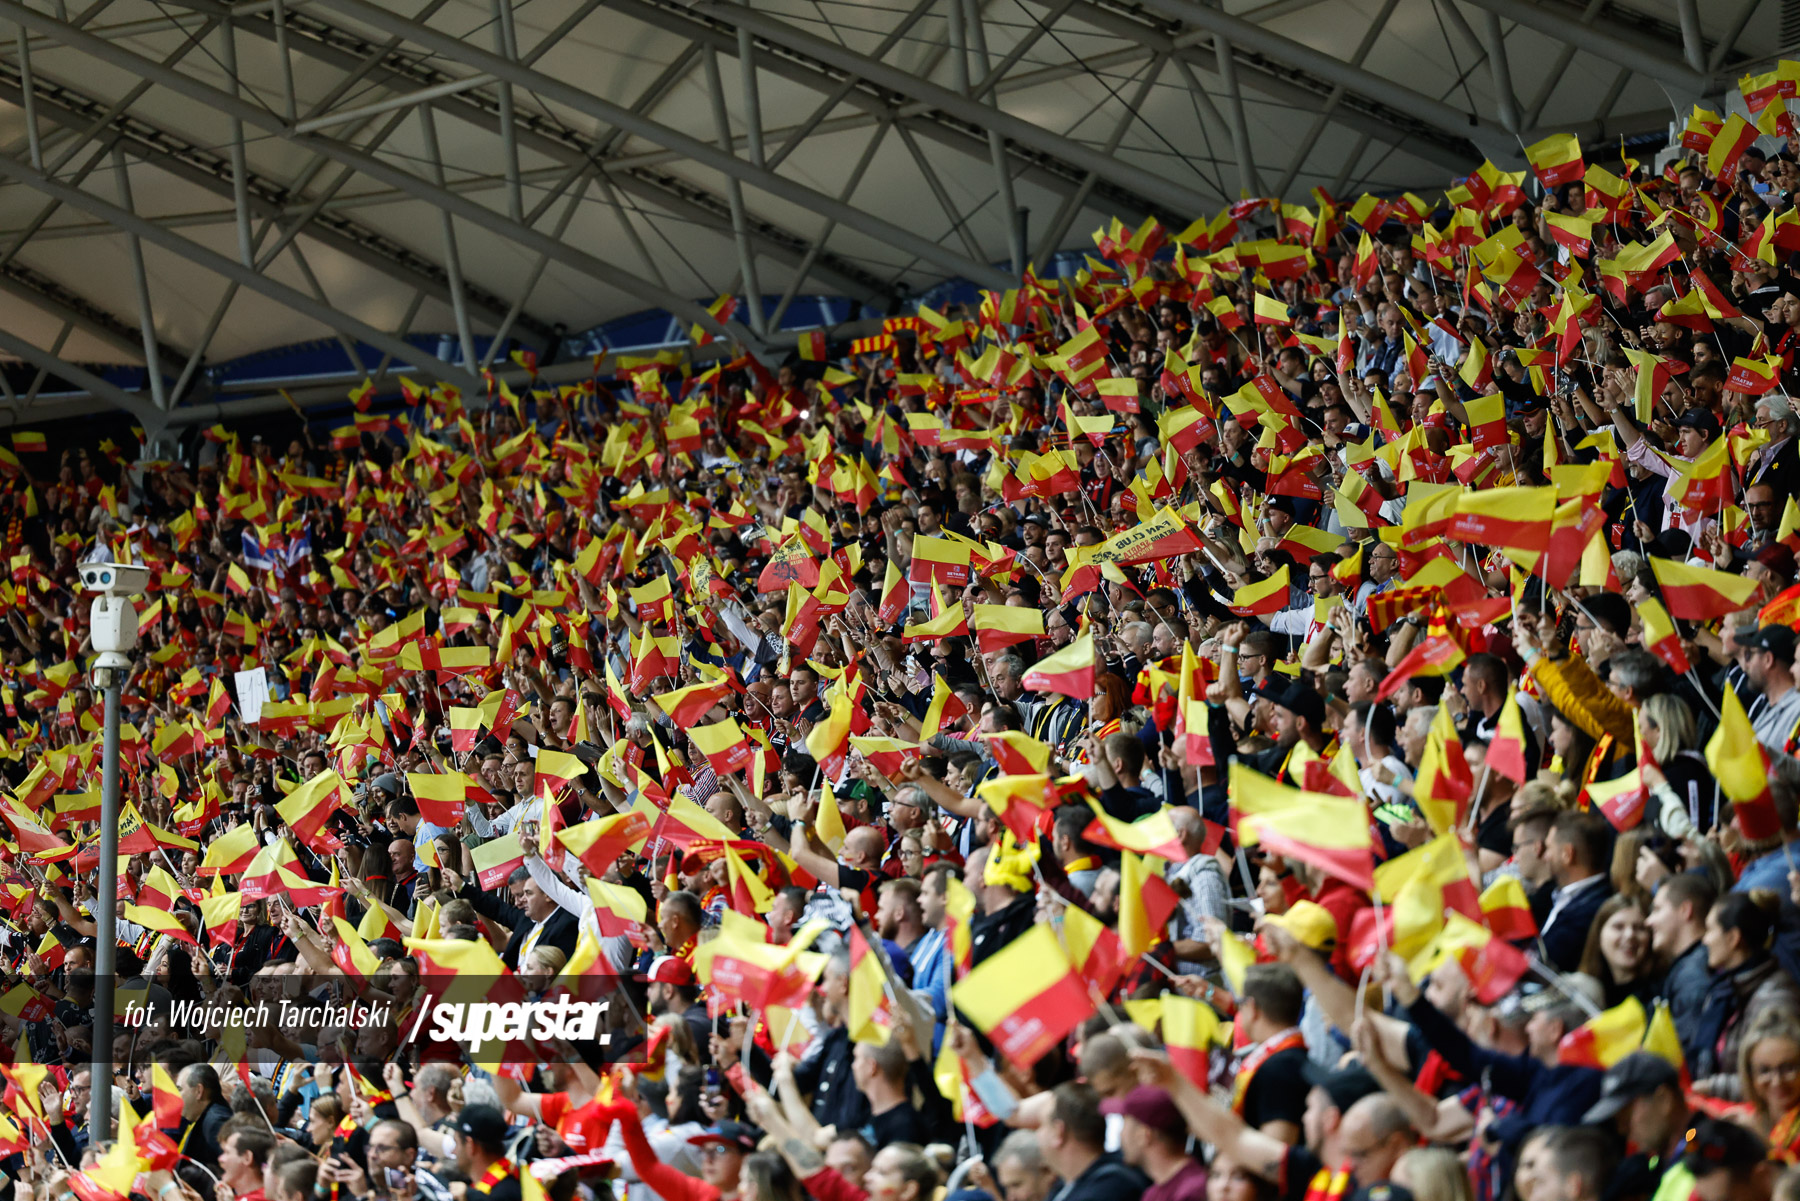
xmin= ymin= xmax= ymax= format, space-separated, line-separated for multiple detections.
xmin=1336 ymin=1094 xmax=1418 ymax=1193
xmin=786 ymin=799 xmax=888 ymax=918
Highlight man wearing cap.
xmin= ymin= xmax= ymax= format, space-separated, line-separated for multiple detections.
xmin=1289 ymin=860 xmax=1368 ymax=983
xmin=453 ymin=1104 xmax=522 ymax=1201
xmin=1688 ymin=1118 xmax=1776 ymax=1201
xmin=1583 ymin=1053 xmax=1697 ymax=1201
xmin=1107 ymin=1085 xmax=1206 ymax=1201
xmin=1604 ymin=399 xmax=1726 ymax=545
xmin=1264 ymin=901 xmax=1342 ymax=978
xmin=1737 ymin=625 xmax=1800 ymax=762
xmin=644 ymin=955 xmax=710 ymax=1052
xmin=611 ymin=1081 xmax=756 ymax=1201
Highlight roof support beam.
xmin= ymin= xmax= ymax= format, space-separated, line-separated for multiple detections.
xmin=1211 ymin=31 xmax=1260 ymax=198
xmin=1052 ymin=0 xmax=1480 ymax=180
xmin=305 ymin=0 xmax=1009 ymax=290
xmin=768 ymin=119 xmax=887 ymax=332
xmin=0 ymin=323 xmax=162 ymax=427
xmin=416 ymin=104 xmax=479 ymax=373
xmin=682 ymin=0 xmax=1215 ymax=218
xmin=1675 ymin=0 xmax=1704 ymax=74
xmin=0 ymin=61 xmax=550 ymax=341
xmin=110 ymin=150 xmax=170 ymax=410
xmin=607 ymin=0 xmax=1171 ymax=220
xmin=0 ymin=0 xmax=766 ymax=345
xmin=702 ymin=45 xmax=768 ymax=338
xmin=1036 ymin=54 xmax=1164 ymax=261
xmin=1124 ymin=0 xmax=1511 ymax=156
xmin=201 ymin=1 xmax=897 ymax=303
xmin=0 ymin=259 xmax=167 ymax=363
xmin=958 ymin=0 xmax=1023 ymax=277
xmin=24 ymin=321 xmax=74 ymax=406
xmin=0 ymin=147 xmax=484 ymax=395
xmin=479 ymin=163 xmax=588 ymax=371
xmin=1709 ymin=0 xmax=1758 ymax=72
xmin=1271 ymin=0 xmax=1398 ymax=197
xmin=1457 ymin=0 xmax=1711 ymax=97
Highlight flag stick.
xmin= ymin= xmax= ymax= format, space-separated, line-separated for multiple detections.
xmin=1140 ymin=952 xmax=1182 ymax=982
xmin=959 ymin=1080 xmax=981 ymax=1160
xmin=1369 ymin=885 xmax=1389 ymax=1011
xmin=1526 ymin=955 xmax=1602 ymax=1018
xmin=776 ymin=1006 xmax=803 ymax=1056
xmin=1465 ymin=762 xmax=1493 ymax=833
xmin=1683 ymin=667 xmax=1724 ymax=720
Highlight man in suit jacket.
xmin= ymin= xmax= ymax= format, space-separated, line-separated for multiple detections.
xmin=1538 ymin=810 xmax=1615 ymax=973
xmin=460 ymin=867 xmax=579 ymax=970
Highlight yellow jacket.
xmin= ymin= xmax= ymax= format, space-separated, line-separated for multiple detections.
xmin=1530 ymin=652 xmax=1637 ymax=750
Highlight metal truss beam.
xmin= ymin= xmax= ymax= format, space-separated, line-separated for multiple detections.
xmin=0 ymin=323 xmax=162 ymax=426
xmin=0 ymin=148 xmax=485 ymax=398
xmin=1061 ymin=0 xmax=1484 ymax=178
xmin=683 ymin=0 xmax=1213 ymax=218
xmin=1116 ymin=0 xmax=1512 ymax=156
xmin=0 ymin=57 xmax=553 ymax=343
xmin=605 ymin=0 xmax=1170 ymax=224
xmin=1457 ymin=0 xmax=1711 ymax=97
xmin=0 ymin=251 xmax=185 ymax=364
xmin=0 ymin=0 xmax=765 ymax=348
xmin=205 ymin=0 xmax=896 ymax=305
xmin=296 ymin=0 xmax=1011 ymax=290
xmin=1270 ymin=0 xmax=1398 ymax=197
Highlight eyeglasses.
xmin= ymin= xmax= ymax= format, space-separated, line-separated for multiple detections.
xmin=699 ymin=1145 xmax=738 ymax=1159
xmin=1752 ymin=1061 xmax=1800 ymax=1081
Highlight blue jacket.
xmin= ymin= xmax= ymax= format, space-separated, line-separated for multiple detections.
xmin=1406 ymin=995 xmax=1602 ymax=1181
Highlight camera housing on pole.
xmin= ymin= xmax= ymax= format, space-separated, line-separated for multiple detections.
xmin=81 ymin=560 xmax=145 ymax=1136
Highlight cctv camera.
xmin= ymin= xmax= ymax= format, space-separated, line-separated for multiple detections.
xmin=82 ymin=562 xmax=148 ymax=666
xmin=80 ymin=562 xmax=150 ymax=596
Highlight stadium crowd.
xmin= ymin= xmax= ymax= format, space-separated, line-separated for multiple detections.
xmin=10 ymin=60 xmax=1800 ymax=1201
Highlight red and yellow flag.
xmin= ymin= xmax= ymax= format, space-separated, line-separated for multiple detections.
xmin=951 ymin=925 xmax=1096 ymax=1068
xmin=1708 ymin=686 xmax=1780 ymax=840
xmin=1650 ymin=557 xmax=1761 ymax=622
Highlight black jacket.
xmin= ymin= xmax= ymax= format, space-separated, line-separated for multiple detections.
xmin=1539 ymin=878 xmax=1612 ymax=973
xmin=1660 ymin=939 xmax=1712 ymax=1065
xmin=459 ymin=883 xmax=579 ymax=970
xmin=1054 ymin=1152 xmax=1151 ymax=1201
xmin=792 ymin=1025 xmax=868 ymax=1133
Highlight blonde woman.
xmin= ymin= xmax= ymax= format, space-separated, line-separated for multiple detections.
xmin=1394 ymin=1148 xmax=1474 ymax=1201
xmin=1637 ymin=693 xmax=1715 ymax=836
xmin=1739 ymin=1012 xmax=1800 ymax=1163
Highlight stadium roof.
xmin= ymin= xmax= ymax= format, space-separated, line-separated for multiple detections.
xmin=0 ymin=0 xmax=1784 ymax=426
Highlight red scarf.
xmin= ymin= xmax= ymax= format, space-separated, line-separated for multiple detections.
xmin=1303 ymin=1165 xmax=1353 ymax=1201
xmin=473 ymin=1161 xmax=517 ymax=1195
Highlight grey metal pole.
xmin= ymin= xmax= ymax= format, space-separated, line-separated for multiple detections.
xmin=90 ymin=670 xmax=122 ymax=1137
